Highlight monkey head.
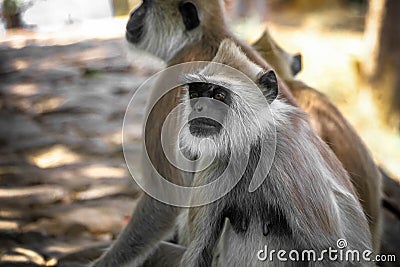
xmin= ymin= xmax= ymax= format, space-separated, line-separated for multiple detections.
xmin=253 ymin=29 xmax=303 ymax=80
xmin=126 ymin=0 xmax=227 ymax=61
xmin=180 ymin=39 xmax=282 ymax=159
xmin=186 ymin=82 xmax=230 ymax=138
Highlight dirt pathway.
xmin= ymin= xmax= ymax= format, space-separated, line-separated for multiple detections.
xmin=0 ymin=31 xmax=161 ymax=266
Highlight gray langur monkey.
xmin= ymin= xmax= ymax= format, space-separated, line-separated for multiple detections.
xmin=92 ymin=0 xmax=381 ymax=266
xmin=177 ymin=39 xmax=373 ymax=267
xmin=92 ymin=2 xmax=301 ymax=267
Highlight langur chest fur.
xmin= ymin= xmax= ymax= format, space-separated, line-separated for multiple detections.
xmin=190 ymin=143 xmax=291 ymax=239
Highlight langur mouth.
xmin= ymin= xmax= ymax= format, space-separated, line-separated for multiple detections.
xmin=189 ymin=118 xmax=222 ymax=137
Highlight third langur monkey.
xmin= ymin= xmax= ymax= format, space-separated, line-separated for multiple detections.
xmin=253 ymin=29 xmax=302 ymax=81
xmin=253 ymin=29 xmax=382 ymax=250
xmin=178 ymin=38 xmax=372 ymax=267
xmin=92 ymin=0 xmax=381 ymax=266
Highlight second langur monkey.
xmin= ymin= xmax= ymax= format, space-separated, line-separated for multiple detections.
xmin=92 ymin=1 xmax=381 ymax=266
xmin=178 ymin=39 xmax=372 ymax=267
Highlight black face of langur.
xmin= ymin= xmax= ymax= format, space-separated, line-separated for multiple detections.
xmin=125 ymin=0 xmax=201 ymax=60
xmin=187 ymin=82 xmax=231 ymax=137
xmin=185 ymin=71 xmax=278 ymax=142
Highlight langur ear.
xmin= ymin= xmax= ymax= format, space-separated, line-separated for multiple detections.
xmin=259 ymin=70 xmax=279 ymax=103
xmin=179 ymin=2 xmax=201 ymax=31
xmin=291 ymin=54 xmax=302 ymax=76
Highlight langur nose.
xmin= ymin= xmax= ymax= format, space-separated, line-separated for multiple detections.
xmin=194 ymin=103 xmax=204 ymax=112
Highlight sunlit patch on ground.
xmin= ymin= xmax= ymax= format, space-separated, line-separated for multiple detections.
xmin=27 ymin=145 xmax=82 ymax=169
xmin=12 ymin=58 xmax=32 ymax=71
xmin=0 ymin=220 xmax=19 ymax=231
xmin=33 ymin=96 xmax=65 ymax=114
xmin=103 ymin=130 xmax=123 ymax=146
xmin=79 ymin=164 xmax=127 ymax=179
xmin=0 ymin=247 xmax=57 ymax=266
xmin=10 ymin=83 xmax=40 ymax=97
xmin=72 ymin=47 xmax=115 ymax=63
xmin=0 ymin=186 xmax=68 ymax=206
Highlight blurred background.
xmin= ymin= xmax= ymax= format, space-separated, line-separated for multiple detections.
xmin=0 ymin=0 xmax=399 ymax=266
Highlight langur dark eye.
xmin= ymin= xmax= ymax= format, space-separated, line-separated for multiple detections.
xmin=213 ymin=92 xmax=225 ymax=101
xmin=190 ymin=92 xmax=199 ymax=99
xmin=179 ymin=1 xmax=200 ymax=31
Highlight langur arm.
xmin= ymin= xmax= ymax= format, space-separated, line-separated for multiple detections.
xmin=91 ymin=195 xmax=180 ymax=267
xmin=180 ymin=206 xmax=224 ymax=267
xmin=142 ymin=241 xmax=186 ymax=267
